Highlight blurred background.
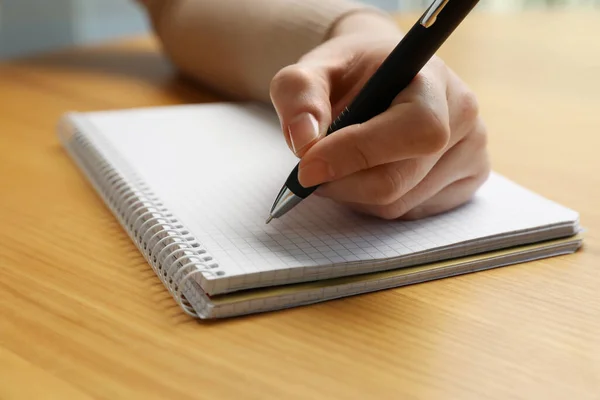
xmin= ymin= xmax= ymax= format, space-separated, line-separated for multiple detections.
xmin=0 ymin=0 xmax=598 ymax=60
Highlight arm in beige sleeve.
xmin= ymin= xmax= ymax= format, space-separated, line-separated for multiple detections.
xmin=139 ymin=0 xmax=390 ymax=102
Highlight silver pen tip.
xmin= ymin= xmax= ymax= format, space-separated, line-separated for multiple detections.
xmin=265 ymin=215 xmax=273 ymax=224
xmin=268 ymin=186 xmax=303 ymax=221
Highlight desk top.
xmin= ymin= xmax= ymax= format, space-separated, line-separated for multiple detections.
xmin=1 ymin=11 xmax=599 ymax=399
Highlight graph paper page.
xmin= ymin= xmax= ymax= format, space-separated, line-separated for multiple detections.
xmin=76 ymin=103 xmax=579 ymax=293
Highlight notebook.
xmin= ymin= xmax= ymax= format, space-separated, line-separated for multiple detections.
xmin=57 ymin=102 xmax=582 ymax=319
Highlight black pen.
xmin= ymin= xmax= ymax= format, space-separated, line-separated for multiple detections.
xmin=266 ymin=0 xmax=479 ymax=223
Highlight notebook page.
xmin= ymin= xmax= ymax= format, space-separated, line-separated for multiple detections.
xmin=77 ymin=103 xmax=579 ymax=294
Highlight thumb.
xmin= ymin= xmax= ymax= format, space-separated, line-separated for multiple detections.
xmin=269 ymin=64 xmax=333 ymax=157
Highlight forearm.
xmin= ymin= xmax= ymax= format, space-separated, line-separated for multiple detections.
xmin=139 ymin=0 xmax=397 ymax=102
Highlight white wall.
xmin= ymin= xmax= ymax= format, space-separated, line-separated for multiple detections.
xmin=0 ymin=0 xmax=597 ymax=60
xmin=0 ymin=0 xmax=148 ymax=59
xmin=0 ymin=0 xmax=408 ymax=59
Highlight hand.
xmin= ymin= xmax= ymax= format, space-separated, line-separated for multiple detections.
xmin=269 ymin=13 xmax=490 ymax=220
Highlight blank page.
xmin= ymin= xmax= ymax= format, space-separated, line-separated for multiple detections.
xmin=72 ymin=103 xmax=579 ymax=294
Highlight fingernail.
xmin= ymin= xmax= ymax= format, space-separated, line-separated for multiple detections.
xmin=298 ymin=159 xmax=335 ymax=187
xmin=287 ymin=112 xmax=319 ymax=155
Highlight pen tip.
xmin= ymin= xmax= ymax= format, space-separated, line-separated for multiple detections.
xmin=265 ymin=215 xmax=273 ymax=224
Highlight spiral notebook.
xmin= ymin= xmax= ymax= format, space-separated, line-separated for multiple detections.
xmin=57 ymin=102 xmax=582 ymax=319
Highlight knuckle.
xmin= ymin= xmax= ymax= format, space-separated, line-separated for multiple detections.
xmin=269 ymin=65 xmax=313 ymax=98
xmin=415 ymin=104 xmax=451 ymax=154
xmin=458 ymin=89 xmax=480 ymax=123
xmin=269 ymin=70 xmax=286 ymax=98
xmin=464 ymin=149 xmax=492 ymax=195
xmin=370 ymin=162 xmax=417 ymax=206
xmin=427 ymin=55 xmax=447 ymax=72
xmin=374 ymin=197 xmax=411 ymax=220
xmin=375 ymin=208 xmax=399 ymax=220
xmin=466 ymin=118 xmax=488 ymax=151
xmin=473 ymin=127 xmax=488 ymax=151
xmin=347 ymin=128 xmax=375 ymax=171
xmin=372 ymin=169 xmax=401 ymax=205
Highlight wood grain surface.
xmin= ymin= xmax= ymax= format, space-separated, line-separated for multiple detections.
xmin=1 ymin=11 xmax=599 ymax=400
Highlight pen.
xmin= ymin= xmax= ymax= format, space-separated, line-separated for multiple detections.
xmin=266 ymin=0 xmax=480 ymax=224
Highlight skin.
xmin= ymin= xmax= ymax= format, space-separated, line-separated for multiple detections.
xmin=269 ymin=11 xmax=490 ymax=220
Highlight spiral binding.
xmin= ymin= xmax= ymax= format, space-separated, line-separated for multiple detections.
xmin=65 ymin=128 xmax=220 ymax=317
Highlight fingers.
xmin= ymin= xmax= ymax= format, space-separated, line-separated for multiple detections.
xmin=269 ymin=64 xmax=333 ymax=157
xmin=400 ymin=174 xmax=489 ymax=220
xmin=297 ymin=60 xmax=452 ymax=188
xmin=315 ymin=156 xmax=439 ymax=206
xmin=444 ymin=66 xmax=480 ymax=145
xmin=326 ymin=118 xmax=489 ymax=219
xmin=396 ymin=121 xmax=490 ymax=219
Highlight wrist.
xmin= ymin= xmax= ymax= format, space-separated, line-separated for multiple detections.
xmin=329 ymin=10 xmax=403 ymax=39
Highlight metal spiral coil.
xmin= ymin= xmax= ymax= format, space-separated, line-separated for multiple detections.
xmin=65 ymin=130 xmax=219 ymax=317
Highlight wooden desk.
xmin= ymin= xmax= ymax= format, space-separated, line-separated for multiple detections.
xmin=1 ymin=11 xmax=599 ymax=399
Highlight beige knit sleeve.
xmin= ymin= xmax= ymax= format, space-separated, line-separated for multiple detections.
xmin=139 ymin=0 xmax=383 ymax=102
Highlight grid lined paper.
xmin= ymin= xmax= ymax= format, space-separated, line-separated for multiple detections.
xmin=78 ymin=103 xmax=579 ymax=294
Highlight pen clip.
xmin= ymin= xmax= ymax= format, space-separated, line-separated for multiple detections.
xmin=420 ymin=0 xmax=449 ymax=28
